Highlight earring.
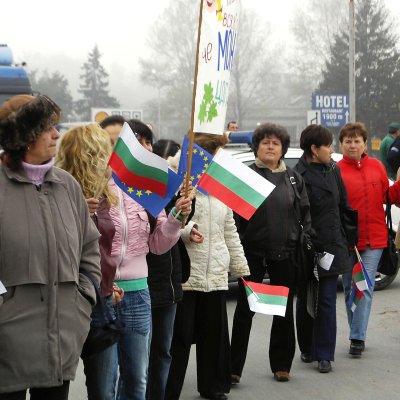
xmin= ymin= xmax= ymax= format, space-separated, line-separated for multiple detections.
xmin=27 ymin=145 xmax=30 ymax=151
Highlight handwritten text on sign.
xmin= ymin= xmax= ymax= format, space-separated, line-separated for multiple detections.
xmin=194 ymin=0 xmax=240 ymax=135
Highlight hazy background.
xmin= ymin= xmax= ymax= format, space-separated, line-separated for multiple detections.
xmin=2 ymin=0 xmax=400 ymax=144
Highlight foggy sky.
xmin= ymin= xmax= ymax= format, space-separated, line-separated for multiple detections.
xmin=2 ymin=0 xmax=400 ymax=109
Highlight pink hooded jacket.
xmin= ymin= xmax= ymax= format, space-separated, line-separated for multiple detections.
xmin=108 ymin=177 xmax=182 ymax=282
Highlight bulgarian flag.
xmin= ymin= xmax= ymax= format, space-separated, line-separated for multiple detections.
xmin=108 ymin=123 xmax=168 ymax=197
xmin=242 ymin=278 xmax=289 ymax=317
xmin=351 ymin=287 xmax=364 ymax=312
xmin=352 ymin=261 xmax=372 ymax=292
xmin=352 ymin=247 xmax=372 ymax=292
xmin=197 ymin=149 xmax=275 ymax=220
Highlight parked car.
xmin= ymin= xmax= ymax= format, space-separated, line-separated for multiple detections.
xmin=225 ymin=131 xmax=399 ymax=291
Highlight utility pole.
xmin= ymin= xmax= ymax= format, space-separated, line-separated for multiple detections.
xmin=349 ymin=0 xmax=356 ymax=122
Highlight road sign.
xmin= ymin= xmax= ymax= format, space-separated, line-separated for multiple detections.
xmin=91 ymin=108 xmax=143 ymax=123
xmin=311 ymin=94 xmax=349 ymax=128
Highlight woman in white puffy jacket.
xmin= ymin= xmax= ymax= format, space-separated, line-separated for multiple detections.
xmin=165 ymin=133 xmax=249 ymax=400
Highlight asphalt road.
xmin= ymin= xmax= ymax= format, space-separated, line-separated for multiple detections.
xmin=69 ymin=278 xmax=400 ymax=400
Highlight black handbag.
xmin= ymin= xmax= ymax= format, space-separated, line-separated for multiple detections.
xmin=377 ymin=194 xmax=398 ymax=276
xmin=81 ymin=272 xmax=125 ymax=360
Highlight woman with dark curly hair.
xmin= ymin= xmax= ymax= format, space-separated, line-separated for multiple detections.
xmin=230 ymin=123 xmax=312 ymax=383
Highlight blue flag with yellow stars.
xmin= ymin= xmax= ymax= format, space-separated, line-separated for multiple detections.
xmin=112 ymin=169 xmax=183 ymax=218
xmin=178 ymin=135 xmax=213 ymax=195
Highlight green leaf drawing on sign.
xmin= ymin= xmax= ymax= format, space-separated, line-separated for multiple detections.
xmin=197 ymin=82 xmax=219 ymax=124
xmin=198 ymin=100 xmax=207 ymax=123
xmin=207 ymin=101 xmax=218 ymax=122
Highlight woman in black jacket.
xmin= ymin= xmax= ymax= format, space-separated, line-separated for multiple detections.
xmin=231 ymin=123 xmax=312 ymax=383
xmin=295 ymin=124 xmax=354 ymax=373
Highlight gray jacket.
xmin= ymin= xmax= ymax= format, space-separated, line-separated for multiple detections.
xmin=0 ymin=164 xmax=100 ymax=393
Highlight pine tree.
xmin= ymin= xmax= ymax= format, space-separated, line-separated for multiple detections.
xmin=319 ymin=0 xmax=400 ymax=134
xmin=75 ymin=45 xmax=120 ymax=120
xmin=30 ymin=70 xmax=74 ymax=121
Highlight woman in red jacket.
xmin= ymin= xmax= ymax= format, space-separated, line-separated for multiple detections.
xmin=337 ymin=122 xmax=400 ymax=356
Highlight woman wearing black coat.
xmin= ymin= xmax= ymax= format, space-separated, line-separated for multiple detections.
xmin=295 ymin=125 xmax=354 ymax=373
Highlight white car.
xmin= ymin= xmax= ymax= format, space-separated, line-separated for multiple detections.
xmin=225 ymin=131 xmax=399 ymax=291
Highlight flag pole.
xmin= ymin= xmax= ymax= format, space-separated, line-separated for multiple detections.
xmin=182 ymin=0 xmax=204 ymax=228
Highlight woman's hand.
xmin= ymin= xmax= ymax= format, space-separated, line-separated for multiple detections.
xmin=112 ymin=284 xmax=124 ymax=304
xmin=190 ymin=226 xmax=204 ymax=243
xmin=179 ymin=180 xmax=196 ymax=200
xmin=86 ymin=197 xmax=100 ymax=216
xmin=174 ymin=196 xmax=193 ymax=216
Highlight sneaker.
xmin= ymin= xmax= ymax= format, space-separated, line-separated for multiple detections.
xmin=318 ymin=360 xmax=332 ymax=373
xmin=273 ymin=371 xmax=290 ymax=382
xmin=231 ymin=374 xmax=241 ymax=385
xmin=300 ymin=353 xmax=312 ymax=363
xmin=349 ymin=339 xmax=364 ymax=356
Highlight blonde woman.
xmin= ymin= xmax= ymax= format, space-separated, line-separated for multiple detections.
xmin=57 ymin=124 xmax=121 ymax=399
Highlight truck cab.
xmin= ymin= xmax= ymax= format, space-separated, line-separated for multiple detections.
xmin=0 ymin=44 xmax=32 ymax=104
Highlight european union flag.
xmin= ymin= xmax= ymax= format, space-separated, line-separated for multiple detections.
xmin=178 ymin=135 xmax=213 ymax=195
xmin=112 ymin=169 xmax=183 ymax=218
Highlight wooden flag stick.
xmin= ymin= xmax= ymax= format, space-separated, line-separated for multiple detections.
xmin=182 ymin=0 xmax=204 ymax=228
xmin=354 ymin=246 xmax=362 ymax=263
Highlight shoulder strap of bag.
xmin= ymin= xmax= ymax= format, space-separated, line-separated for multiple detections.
xmin=80 ymin=270 xmax=113 ymax=325
xmin=385 ymin=192 xmax=393 ymax=233
xmin=285 ymin=168 xmax=302 ymax=229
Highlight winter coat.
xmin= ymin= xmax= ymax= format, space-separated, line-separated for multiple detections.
xmin=295 ymin=155 xmax=352 ymax=276
xmin=0 ymin=164 xmax=101 ymax=393
xmin=234 ymin=163 xmax=312 ymax=261
xmin=338 ymin=153 xmax=400 ymax=250
xmin=93 ymin=202 xmax=116 ymax=297
xmin=181 ymin=192 xmax=249 ymax=292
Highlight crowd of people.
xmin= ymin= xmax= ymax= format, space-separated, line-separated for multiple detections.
xmin=0 ymin=93 xmax=398 ymax=400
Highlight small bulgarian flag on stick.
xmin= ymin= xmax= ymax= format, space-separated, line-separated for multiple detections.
xmin=242 ymin=278 xmax=289 ymax=317
xmin=197 ymin=149 xmax=275 ymax=220
xmin=108 ymin=123 xmax=169 ymax=197
xmin=352 ymin=247 xmax=372 ymax=292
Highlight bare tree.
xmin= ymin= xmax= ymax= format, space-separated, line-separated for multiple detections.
xmin=139 ymin=0 xmax=280 ymax=137
xmin=290 ymin=0 xmax=348 ymax=91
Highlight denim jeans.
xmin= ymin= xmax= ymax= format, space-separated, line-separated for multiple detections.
xmin=116 ymin=288 xmax=152 ymax=400
xmin=147 ymin=303 xmax=177 ymax=400
xmin=83 ymin=296 xmax=119 ymax=400
xmin=342 ymin=246 xmax=383 ymax=341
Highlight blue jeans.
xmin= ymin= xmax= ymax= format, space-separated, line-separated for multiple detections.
xmin=83 ymin=296 xmax=118 ymax=400
xmin=116 ymin=289 xmax=152 ymax=400
xmin=342 ymin=246 xmax=383 ymax=341
xmin=147 ymin=303 xmax=177 ymax=400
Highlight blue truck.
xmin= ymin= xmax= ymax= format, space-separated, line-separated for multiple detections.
xmin=0 ymin=44 xmax=32 ymax=104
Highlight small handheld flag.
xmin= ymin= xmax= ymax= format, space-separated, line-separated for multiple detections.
xmin=109 ymin=123 xmax=169 ymax=197
xmin=198 ymin=149 xmax=275 ymax=220
xmin=242 ymin=278 xmax=289 ymax=317
xmin=112 ymin=169 xmax=183 ymax=218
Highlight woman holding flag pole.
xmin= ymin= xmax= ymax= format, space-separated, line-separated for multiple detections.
xmin=230 ymin=123 xmax=312 ymax=383
xmin=337 ymin=122 xmax=400 ymax=357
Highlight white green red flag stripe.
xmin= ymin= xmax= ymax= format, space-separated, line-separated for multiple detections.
xmin=242 ymin=278 xmax=289 ymax=317
xmin=351 ymin=287 xmax=364 ymax=312
xmin=352 ymin=261 xmax=372 ymax=292
xmin=108 ymin=123 xmax=168 ymax=197
xmin=197 ymin=149 xmax=275 ymax=220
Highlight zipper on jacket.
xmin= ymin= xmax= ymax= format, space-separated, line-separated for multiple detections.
xmin=206 ymin=195 xmax=212 ymax=292
xmin=169 ymin=251 xmax=175 ymax=302
xmin=116 ymin=187 xmax=128 ymax=280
